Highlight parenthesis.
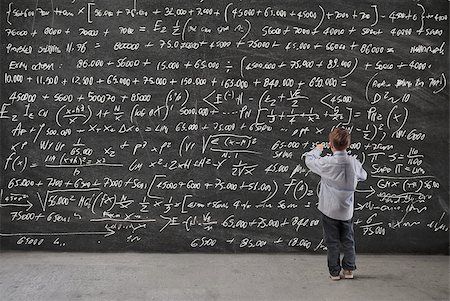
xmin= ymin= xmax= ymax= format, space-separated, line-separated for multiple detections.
xmin=56 ymin=105 xmax=66 ymax=127
xmin=240 ymin=56 xmax=246 ymax=78
xmin=130 ymin=104 xmax=139 ymax=124
xmin=225 ymin=90 xmax=232 ymax=100
xmin=387 ymin=105 xmax=396 ymax=130
xmin=314 ymin=5 xmax=325 ymax=32
xmin=59 ymin=152 xmax=66 ymax=165
xmin=293 ymin=185 xmax=298 ymax=201
xmin=182 ymin=89 xmax=189 ymax=107
xmin=417 ymin=4 xmax=425 ymax=32
xmin=92 ymin=192 xmax=102 ymax=214
xmin=416 ymin=180 xmax=423 ymax=193
xmin=263 ymin=180 xmax=278 ymax=202
xmin=12 ymin=156 xmax=19 ymax=171
xmin=162 ymin=104 xmax=170 ymax=121
xmin=365 ymin=73 xmax=378 ymax=103
xmin=340 ymin=57 xmax=358 ymax=79
xmin=396 ymin=107 xmax=408 ymax=132
xmin=224 ymin=2 xmax=233 ymax=23
xmin=83 ymin=105 xmax=92 ymax=124
xmin=21 ymin=157 xmax=28 ymax=173
xmin=240 ymin=19 xmax=251 ymax=41
xmin=107 ymin=195 xmax=116 ymax=212
xmin=402 ymin=180 xmax=408 ymax=192
xmin=361 ymin=152 xmax=366 ymax=165
xmin=372 ymin=124 xmax=377 ymax=141
xmin=179 ymin=136 xmax=189 ymax=157
xmin=182 ymin=18 xmax=192 ymax=41
xmin=296 ymin=181 xmax=308 ymax=200
xmin=433 ymin=73 xmax=446 ymax=94
xmin=304 ymin=182 xmax=309 ymax=198
xmin=184 ymin=216 xmax=192 ymax=232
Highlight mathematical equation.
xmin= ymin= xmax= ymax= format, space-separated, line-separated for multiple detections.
xmin=0 ymin=0 xmax=448 ymax=252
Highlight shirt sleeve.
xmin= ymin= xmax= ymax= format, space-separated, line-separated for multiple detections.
xmin=355 ymin=159 xmax=367 ymax=182
xmin=304 ymin=148 xmax=326 ymax=176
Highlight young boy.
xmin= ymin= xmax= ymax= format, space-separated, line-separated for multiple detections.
xmin=304 ymin=128 xmax=367 ymax=280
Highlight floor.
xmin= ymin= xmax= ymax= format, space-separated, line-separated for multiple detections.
xmin=0 ymin=252 xmax=448 ymax=301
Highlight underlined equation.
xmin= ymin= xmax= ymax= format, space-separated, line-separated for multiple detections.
xmin=0 ymin=0 xmax=448 ymax=252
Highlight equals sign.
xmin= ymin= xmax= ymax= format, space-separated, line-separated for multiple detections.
xmin=341 ymin=80 xmax=347 ymax=87
xmin=95 ymin=43 xmax=101 ymax=48
xmin=139 ymin=26 xmax=146 ymax=32
xmin=354 ymin=112 xmax=361 ymax=117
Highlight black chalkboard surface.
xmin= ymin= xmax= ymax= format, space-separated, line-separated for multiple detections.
xmin=0 ymin=0 xmax=448 ymax=253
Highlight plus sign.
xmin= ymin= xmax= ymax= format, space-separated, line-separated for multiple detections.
xmin=350 ymin=41 xmax=359 ymax=50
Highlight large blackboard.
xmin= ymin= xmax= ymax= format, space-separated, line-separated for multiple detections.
xmin=0 ymin=0 xmax=448 ymax=253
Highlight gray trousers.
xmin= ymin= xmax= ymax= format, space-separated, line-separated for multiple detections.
xmin=321 ymin=213 xmax=356 ymax=276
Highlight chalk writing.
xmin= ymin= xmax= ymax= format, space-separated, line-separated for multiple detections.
xmin=0 ymin=0 xmax=448 ymax=253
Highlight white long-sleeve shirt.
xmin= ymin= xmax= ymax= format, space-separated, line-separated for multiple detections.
xmin=304 ymin=148 xmax=367 ymax=221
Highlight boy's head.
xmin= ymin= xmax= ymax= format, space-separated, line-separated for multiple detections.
xmin=329 ymin=128 xmax=350 ymax=151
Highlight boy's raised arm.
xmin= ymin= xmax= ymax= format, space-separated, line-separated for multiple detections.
xmin=304 ymin=144 xmax=325 ymax=176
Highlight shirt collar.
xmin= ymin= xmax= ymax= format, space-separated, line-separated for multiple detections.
xmin=333 ymin=151 xmax=347 ymax=156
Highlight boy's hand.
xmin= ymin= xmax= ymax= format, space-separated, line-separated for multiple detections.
xmin=316 ymin=143 xmax=324 ymax=151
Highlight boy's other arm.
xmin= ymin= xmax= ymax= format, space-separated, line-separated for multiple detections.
xmin=355 ymin=159 xmax=367 ymax=182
